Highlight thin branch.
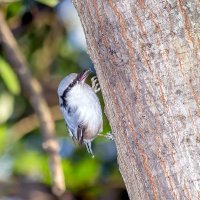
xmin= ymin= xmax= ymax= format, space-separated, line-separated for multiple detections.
xmin=0 ymin=11 xmax=65 ymax=196
xmin=9 ymin=105 xmax=62 ymax=143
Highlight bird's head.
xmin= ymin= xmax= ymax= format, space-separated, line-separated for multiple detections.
xmin=76 ymin=69 xmax=90 ymax=83
xmin=57 ymin=70 xmax=90 ymax=97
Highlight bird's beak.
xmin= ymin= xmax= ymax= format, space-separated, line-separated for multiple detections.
xmin=78 ymin=69 xmax=90 ymax=82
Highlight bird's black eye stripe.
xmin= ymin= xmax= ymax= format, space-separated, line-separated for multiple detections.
xmin=59 ymin=76 xmax=78 ymax=109
xmin=60 ymin=96 xmax=67 ymax=109
xmin=60 ymin=75 xmax=79 ymax=106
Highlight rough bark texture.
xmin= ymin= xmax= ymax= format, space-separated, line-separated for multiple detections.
xmin=72 ymin=0 xmax=200 ymax=199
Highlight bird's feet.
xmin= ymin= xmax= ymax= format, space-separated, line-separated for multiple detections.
xmin=84 ymin=141 xmax=95 ymax=158
xmin=97 ymin=132 xmax=114 ymax=140
xmin=91 ymin=76 xmax=101 ymax=93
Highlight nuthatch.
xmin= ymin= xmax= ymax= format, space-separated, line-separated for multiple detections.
xmin=58 ymin=70 xmax=111 ymax=157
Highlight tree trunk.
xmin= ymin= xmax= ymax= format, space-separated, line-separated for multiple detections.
xmin=71 ymin=0 xmax=200 ymax=199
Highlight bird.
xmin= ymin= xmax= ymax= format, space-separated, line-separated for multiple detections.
xmin=57 ymin=70 xmax=103 ymax=157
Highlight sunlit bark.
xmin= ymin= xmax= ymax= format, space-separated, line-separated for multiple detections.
xmin=72 ymin=1 xmax=200 ymax=199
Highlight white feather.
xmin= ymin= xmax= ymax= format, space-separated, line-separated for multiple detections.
xmin=67 ymin=83 xmax=103 ymax=138
xmin=57 ymin=73 xmax=103 ymax=147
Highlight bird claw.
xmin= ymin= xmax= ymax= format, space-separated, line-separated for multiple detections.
xmin=91 ymin=76 xmax=101 ymax=93
xmin=84 ymin=141 xmax=95 ymax=158
xmin=106 ymin=132 xmax=114 ymax=140
xmin=98 ymin=132 xmax=114 ymax=140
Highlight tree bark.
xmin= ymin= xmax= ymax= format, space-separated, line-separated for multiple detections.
xmin=71 ymin=1 xmax=200 ymax=199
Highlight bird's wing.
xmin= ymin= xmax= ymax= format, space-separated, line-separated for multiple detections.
xmin=77 ymin=124 xmax=86 ymax=145
xmin=61 ymin=105 xmax=85 ymax=144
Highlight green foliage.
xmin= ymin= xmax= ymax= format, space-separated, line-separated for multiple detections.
xmin=0 ymin=57 xmax=20 ymax=95
xmin=62 ymin=158 xmax=100 ymax=190
xmin=13 ymin=148 xmax=51 ymax=184
xmin=36 ymin=0 xmax=59 ymax=7
xmin=6 ymin=1 xmax=23 ymax=19
xmin=0 ymin=125 xmax=7 ymax=155
xmin=0 ymin=92 xmax=14 ymax=123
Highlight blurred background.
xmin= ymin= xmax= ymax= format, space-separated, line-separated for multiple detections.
xmin=0 ymin=0 xmax=129 ymax=199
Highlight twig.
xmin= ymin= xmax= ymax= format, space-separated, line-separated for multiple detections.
xmin=0 ymin=11 xmax=65 ymax=196
xmin=9 ymin=105 xmax=62 ymax=143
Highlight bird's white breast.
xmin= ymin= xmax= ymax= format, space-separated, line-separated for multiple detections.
xmin=67 ymin=83 xmax=103 ymax=138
